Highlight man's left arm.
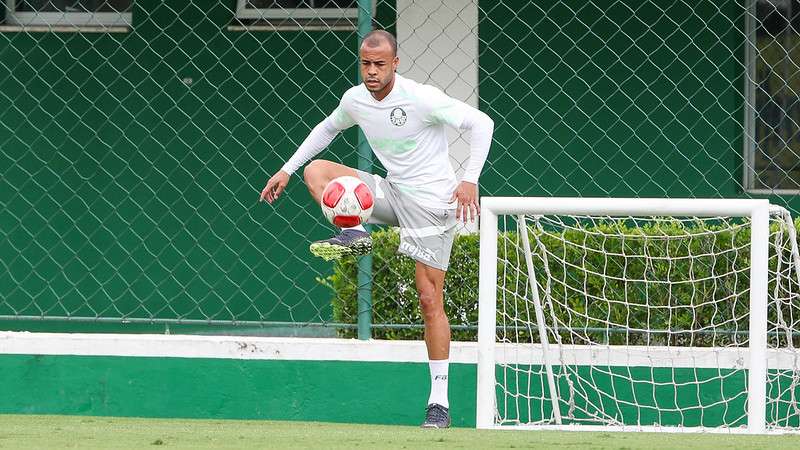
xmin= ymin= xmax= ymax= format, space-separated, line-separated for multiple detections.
xmin=452 ymin=106 xmax=494 ymax=222
xmin=420 ymin=85 xmax=494 ymax=222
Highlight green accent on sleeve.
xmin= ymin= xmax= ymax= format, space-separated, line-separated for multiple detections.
xmin=331 ymin=106 xmax=355 ymax=129
xmin=428 ymin=104 xmax=462 ymax=127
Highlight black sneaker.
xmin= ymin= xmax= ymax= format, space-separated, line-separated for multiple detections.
xmin=421 ymin=403 xmax=451 ymax=429
xmin=309 ymin=229 xmax=372 ymax=261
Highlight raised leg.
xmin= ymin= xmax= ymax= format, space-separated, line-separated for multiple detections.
xmin=303 ymin=159 xmax=359 ymax=204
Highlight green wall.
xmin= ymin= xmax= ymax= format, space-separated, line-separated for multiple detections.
xmin=478 ymin=0 xmax=777 ymax=205
xmin=2 ymin=355 xmax=797 ymax=428
xmin=0 ymin=355 xmax=477 ymax=426
xmin=0 ymin=1 xmax=372 ymax=329
xmin=1 ymin=0 xmax=797 ymax=333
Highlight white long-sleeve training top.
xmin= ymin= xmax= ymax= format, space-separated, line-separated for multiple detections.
xmin=281 ymin=74 xmax=494 ymax=210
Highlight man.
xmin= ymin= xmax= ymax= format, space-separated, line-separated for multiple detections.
xmin=260 ymin=30 xmax=493 ymax=428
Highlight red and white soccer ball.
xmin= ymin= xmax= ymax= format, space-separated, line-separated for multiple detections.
xmin=320 ymin=176 xmax=374 ymax=228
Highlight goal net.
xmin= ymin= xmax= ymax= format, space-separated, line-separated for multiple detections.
xmin=477 ymin=197 xmax=800 ymax=433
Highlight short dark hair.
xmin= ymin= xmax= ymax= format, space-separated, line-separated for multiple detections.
xmin=362 ymin=30 xmax=397 ymax=56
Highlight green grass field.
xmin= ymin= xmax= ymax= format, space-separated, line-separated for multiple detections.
xmin=1 ymin=415 xmax=799 ymax=449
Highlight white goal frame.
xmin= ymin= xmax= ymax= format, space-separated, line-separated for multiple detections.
xmin=476 ymin=197 xmax=771 ymax=433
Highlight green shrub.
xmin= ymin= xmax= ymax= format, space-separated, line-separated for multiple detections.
xmin=322 ymin=219 xmax=799 ymax=345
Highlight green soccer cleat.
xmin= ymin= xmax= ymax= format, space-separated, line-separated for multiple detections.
xmin=309 ymin=229 xmax=372 ymax=261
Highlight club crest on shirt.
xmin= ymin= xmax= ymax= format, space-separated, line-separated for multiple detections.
xmin=389 ymin=107 xmax=407 ymax=126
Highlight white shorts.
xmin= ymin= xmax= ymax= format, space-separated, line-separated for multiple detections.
xmin=356 ymin=170 xmax=457 ymax=271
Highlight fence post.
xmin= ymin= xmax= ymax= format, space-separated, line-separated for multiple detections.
xmin=356 ymin=0 xmax=373 ymax=341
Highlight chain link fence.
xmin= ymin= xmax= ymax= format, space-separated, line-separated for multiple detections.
xmin=1 ymin=0 xmax=799 ymax=336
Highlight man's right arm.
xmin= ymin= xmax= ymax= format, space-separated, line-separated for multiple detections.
xmin=260 ymin=101 xmax=356 ymax=204
xmin=280 ymin=114 xmax=345 ymax=176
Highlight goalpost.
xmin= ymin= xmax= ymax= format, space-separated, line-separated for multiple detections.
xmin=477 ymin=197 xmax=800 ymax=433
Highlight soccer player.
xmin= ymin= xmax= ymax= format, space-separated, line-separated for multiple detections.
xmin=260 ymin=30 xmax=493 ymax=428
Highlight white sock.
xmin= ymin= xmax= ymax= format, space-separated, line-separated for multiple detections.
xmin=428 ymin=359 xmax=449 ymax=408
xmin=343 ymin=225 xmax=366 ymax=232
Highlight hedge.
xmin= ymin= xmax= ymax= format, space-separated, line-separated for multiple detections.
xmin=320 ymin=219 xmax=799 ymax=346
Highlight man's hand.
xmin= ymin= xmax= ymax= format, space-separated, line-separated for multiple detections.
xmin=450 ymin=181 xmax=480 ymax=223
xmin=260 ymin=170 xmax=290 ymax=204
